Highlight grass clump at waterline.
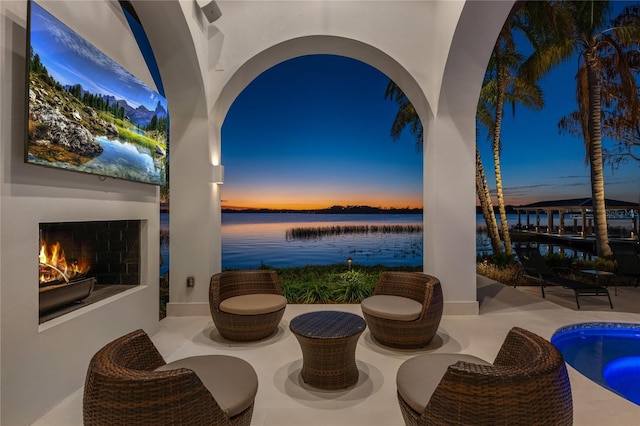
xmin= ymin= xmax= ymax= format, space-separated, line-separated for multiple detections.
xmin=286 ymin=224 xmax=422 ymax=240
xmin=255 ymin=263 xmax=422 ymax=304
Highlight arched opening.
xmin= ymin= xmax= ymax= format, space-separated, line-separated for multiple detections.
xmin=136 ymin=2 xmax=514 ymax=314
xmin=220 ymin=54 xmax=424 ymax=270
xmin=213 ymin=36 xmax=432 ymax=267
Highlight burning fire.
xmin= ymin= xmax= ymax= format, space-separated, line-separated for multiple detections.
xmin=39 ymin=241 xmax=90 ymax=284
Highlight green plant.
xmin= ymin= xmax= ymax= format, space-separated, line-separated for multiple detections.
xmin=328 ymin=270 xmax=376 ymax=303
xmin=298 ymin=282 xmax=333 ymax=304
xmin=476 ymin=252 xmax=516 ymax=268
xmin=476 ymin=261 xmax=524 ymax=284
xmin=246 ymin=263 xmax=422 ymax=304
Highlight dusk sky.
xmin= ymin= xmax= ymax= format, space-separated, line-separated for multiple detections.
xmin=222 ymin=50 xmax=639 ymax=210
xmin=222 ymin=55 xmax=423 ymax=210
xmin=30 ymin=2 xmax=166 ymax=112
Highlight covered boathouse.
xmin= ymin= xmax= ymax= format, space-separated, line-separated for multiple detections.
xmin=515 ymin=198 xmax=639 ymax=239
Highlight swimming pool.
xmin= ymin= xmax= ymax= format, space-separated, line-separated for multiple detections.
xmin=551 ymin=322 xmax=640 ymax=406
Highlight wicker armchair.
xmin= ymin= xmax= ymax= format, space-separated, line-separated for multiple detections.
xmin=83 ymin=329 xmax=258 ymax=426
xmin=396 ymin=327 xmax=573 ymax=426
xmin=209 ymin=270 xmax=287 ymax=341
xmin=360 ymin=272 xmax=443 ymax=349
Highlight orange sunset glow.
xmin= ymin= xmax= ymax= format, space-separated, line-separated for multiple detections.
xmin=221 ymin=189 xmax=423 ymax=211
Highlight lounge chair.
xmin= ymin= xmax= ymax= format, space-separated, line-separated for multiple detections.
xmin=514 ymin=244 xmax=612 ymax=309
xmin=610 ymin=240 xmax=640 ymax=287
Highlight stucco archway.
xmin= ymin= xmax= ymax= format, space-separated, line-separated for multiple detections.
xmin=137 ymin=1 xmax=515 ymax=315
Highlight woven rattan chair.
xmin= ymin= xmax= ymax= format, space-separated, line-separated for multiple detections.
xmin=83 ymin=329 xmax=258 ymax=426
xmin=360 ymin=272 xmax=443 ymax=349
xmin=209 ymin=270 xmax=287 ymax=341
xmin=396 ymin=327 xmax=573 ymax=426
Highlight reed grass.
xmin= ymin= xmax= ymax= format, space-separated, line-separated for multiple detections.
xmin=286 ymin=224 xmax=422 ymax=240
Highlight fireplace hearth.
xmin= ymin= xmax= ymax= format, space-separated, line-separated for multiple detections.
xmin=38 ymin=220 xmax=141 ymax=323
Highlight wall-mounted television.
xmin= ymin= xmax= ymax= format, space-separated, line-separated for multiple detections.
xmin=25 ymin=1 xmax=168 ymax=186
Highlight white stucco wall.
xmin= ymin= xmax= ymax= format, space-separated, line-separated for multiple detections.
xmin=161 ymin=0 xmax=513 ymax=315
xmin=0 ymin=0 xmax=515 ymax=423
xmin=0 ymin=1 xmax=160 ymax=423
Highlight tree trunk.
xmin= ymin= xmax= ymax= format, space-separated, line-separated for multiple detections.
xmin=492 ymin=66 xmax=512 ymax=254
xmin=585 ymin=49 xmax=612 ymax=257
xmin=476 ymin=147 xmax=502 ymax=254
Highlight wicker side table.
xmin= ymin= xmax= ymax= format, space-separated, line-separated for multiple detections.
xmin=290 ymin=311 xmax=366 ymax=390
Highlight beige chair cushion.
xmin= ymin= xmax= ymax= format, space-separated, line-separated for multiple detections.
xmin=361 ymin=295 xmax=423 ymax=321
xmin=397 ymin=353 xmax=491 ymax=414
xmin=156 ymin=355 xmax=258 ymax=417
xmin=220 ymin=294 xmax=287 ymax=315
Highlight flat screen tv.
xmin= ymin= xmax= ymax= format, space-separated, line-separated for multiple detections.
xmin=25 ymin=1 xmax=168 ymax=186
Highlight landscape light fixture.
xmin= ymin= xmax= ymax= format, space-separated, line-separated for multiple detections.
xmin=347 ymin=257 xmax=352 ymax=271
xmin=211 ymin=164 xmax=224 ymax=184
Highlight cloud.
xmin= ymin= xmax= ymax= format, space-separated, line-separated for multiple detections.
xmin=36 ymin=5 xmax=158 ymax=109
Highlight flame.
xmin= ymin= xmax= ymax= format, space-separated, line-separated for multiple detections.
xmin=39 ymin=241 xmax=90 ymax=284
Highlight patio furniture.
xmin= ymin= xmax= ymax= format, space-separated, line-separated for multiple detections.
xmin=209 ymin=270 xmax=287 ymax=341
xmin=290 ymin=310 xmax=366 ymax=390
xmin=514 ymin=244 xmax=612 ymax=309
xmin=360 ymin=272 xmax=443 ymax=349
xmin=396 ymin=327 xmax=573 ymax=426
xmin=610 ymin=240 xmax=640 ymax=287
xmin=83 ymin=329 xmax=258 ymax=426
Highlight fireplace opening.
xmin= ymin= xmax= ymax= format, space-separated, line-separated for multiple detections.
xmin=39 ymin=220 xmax=141 ymax=323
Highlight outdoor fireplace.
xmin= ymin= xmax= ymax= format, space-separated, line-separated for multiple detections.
xmin=38 ymin=220 xmax=141 ymax=322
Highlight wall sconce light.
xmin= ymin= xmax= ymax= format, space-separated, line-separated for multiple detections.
xmin=196 ymin=0 xmax=222 ymax=23
xmin=211 ymin=164 xmax=224 ymax=184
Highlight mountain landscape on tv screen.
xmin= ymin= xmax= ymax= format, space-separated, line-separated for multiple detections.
xmin=27 ymin=1 xmax=168 ymax=185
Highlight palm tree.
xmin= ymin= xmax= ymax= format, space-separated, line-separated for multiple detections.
xmin=476 ymin=1 xmax=569 ymax=255
xmin=385 ymin=80 xmax=506 ymax=253
xmin=384 ymin=80 xmax=423 ymax=150
xmin=476 ymin=145 xmax=503 ymax=254
xmin=556 ymin=1 xmax=640 ymax=257
xmin=480 ymin=39 xmax=546 ymax=255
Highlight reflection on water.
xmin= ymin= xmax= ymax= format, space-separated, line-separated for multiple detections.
xmin=29 ymin=136 xmax=166 ymax=184
xmin=222 ymin=213 xmax=423 ymax=269
xmin=158 ymin=212 xmax=635 ymax=272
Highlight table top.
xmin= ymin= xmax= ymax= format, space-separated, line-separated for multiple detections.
xmin=289 ymin=311 xmax=366 ymax=339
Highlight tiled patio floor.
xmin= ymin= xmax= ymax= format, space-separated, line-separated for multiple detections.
xmin=34 ymin=276 xmax=640 ymax=425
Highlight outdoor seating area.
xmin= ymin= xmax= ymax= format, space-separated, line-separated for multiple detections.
xmin=47 ymin=274 xmax=640 ymax=426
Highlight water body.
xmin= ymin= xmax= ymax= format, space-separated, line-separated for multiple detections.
xmin=158 ymin=212 xmax=635 ymax=271
xmin=30 ymin=136 xmax=165 ymax=184
xmin=222 ymin=212 xmax=423 ymax=269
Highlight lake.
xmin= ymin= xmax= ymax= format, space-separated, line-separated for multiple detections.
xmin=221 ymin=212 xmax=424 ymax=268
xmin=158 ymin=212 xmax=634 ymax=271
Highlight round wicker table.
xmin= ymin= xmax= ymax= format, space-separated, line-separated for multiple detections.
xmin=289 ymin=310 xmax=366 ymax=390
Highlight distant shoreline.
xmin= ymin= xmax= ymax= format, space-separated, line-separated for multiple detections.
xmin=221 ymin=205 xmax=423 ymax=214
xmin=162 ymin=203 xmax=521 ymax=215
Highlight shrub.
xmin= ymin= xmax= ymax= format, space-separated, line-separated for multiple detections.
xmin=328 ymin=270 xmax=376 ymax=303
xmin=476 ymin=261 xmax=524 ymax=284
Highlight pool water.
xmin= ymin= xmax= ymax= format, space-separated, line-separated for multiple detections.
xmin=551 ymin=322 xmax=640 ymax=406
